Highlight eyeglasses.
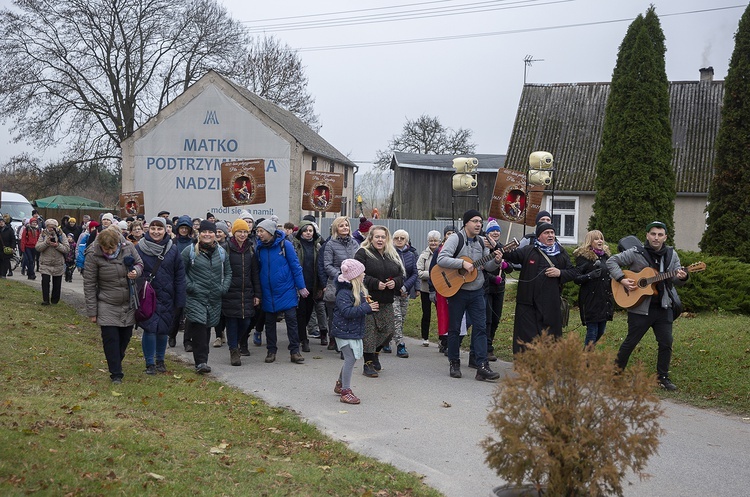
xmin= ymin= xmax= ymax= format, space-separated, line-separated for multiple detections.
xmin=393 ymin=236 xmax=406 ymax=240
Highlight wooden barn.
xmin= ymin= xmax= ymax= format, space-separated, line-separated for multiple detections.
xmin=503 ymin=67 xmax=723 ymax=250
xmin=388 ymin=152 xmax=506 ymax=220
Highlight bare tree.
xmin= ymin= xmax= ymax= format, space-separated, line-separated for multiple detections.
xmin=374 ymin=114 xmax=476 ymax=170
xmin=0 ymin=0 xmax=247 ymax=170
xmin=232 ymin=35 xmax=320 ymax=131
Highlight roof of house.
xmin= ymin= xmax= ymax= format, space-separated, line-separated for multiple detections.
xmin=215 ymin=71 xmax=357 ymax=168
xmin=504 ymin=80 xmax=724 ymax=194
xmin=390 ymin=151 xmax=506 ymax=172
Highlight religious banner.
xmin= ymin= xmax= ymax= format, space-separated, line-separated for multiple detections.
xmin=301 ymin=171 xmax=343 ymax=213
xmin=489 ymin=168 xmax=546 ymax=226
xmin=119 ymin=191 xmax=145 ymax=218
xmin=221 ymin=159 xmax=266 ymax=207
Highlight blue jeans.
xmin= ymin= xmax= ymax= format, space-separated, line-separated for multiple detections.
xmin=265 ymin=308 xmax=300 ymax=355
xmin=23 ymin=247 xmax=36 ymax=278
xmin=585 ymin=321 xmax=607 ymax=346
xmin=141 ymin=332 xmax=168 ymax=366
xmin=225 ymin=316 xmax=254 ymax=350
xmin=447 ymin=288 xmax=488 ymax=364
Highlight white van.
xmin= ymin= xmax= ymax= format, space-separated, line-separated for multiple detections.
xmin=1 ymin=191 xmax=34 ymax=232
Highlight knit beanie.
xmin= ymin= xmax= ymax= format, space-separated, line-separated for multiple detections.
xmin=117 ymin=220 xmax=128 ymax=231
xmin=358 ymin=217 xmax=373 ymax=233
xmin=198 ymin=220 xmax=216 ymax=233
xmin=535 ymin=210 xmax=551 ymax=224
xmin=68 ymin=217 xmax=76 ymax=223
xmin=338 ymin=258 xmax=366 ymax=282
xmin=257 ymin=219 xmax=277 ymax=235
xmin=149 ymin=217 xmax=166 ymax=228
xmin=88 ymin=221 xmax=99 ymax=231
xmin=45 ymin=219 xmax=59 ymax=228
xmin=485 ymin=220 xmax=501 ymax=233
xmin=536 ymin=222 xmax=555 ymax=238
xmin=101 ymin=213 xmax=114 ymax=223
xmin=215 ymin=221 xmax=230 ymax=237
xmin=238 ymin=209 xmax=254 ymax=222
xmin=443 ymin=225 xmax=456 ymax=236
xmin=462 ymin=209 xmax=482 ymax=226
xmin=232 ymin=218 xmax=250 ymax=235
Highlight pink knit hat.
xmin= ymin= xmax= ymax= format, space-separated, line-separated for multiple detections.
xmin=338 ymin=258 xmax=365 ymax=282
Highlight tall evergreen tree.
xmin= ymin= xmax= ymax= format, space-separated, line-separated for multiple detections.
xmin=700 ymin=5 xmax=750 ymax=262
xmin=589 ymin=7 xmax=674 ymax=244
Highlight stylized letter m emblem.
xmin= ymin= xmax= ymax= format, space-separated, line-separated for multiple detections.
xmin=203 ymin=110 xmax=219 ymax=125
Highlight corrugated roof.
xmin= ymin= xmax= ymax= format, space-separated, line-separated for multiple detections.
xmin=215 ymin=71 xmax=357 ymax=168
xmin=505 ymin=80 xmax=724 ymax=193
xmin=391 ymin=151 xmax=505 ymax=172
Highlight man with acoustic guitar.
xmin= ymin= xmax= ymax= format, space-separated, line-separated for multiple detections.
xmin=436 ymin=209 xmax=504 ymax=381
xmin=606 ymin=221 xmax=688 ymax=391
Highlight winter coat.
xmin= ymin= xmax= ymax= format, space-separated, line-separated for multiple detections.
xmin=330 ymin=279 xmax=373 ymax=340
xmin=173 ymin=215 xmax=194 ymax=254
xmin=0 ymin=224 xmax=16 ymax=261
xmin=416 ymin=246 xmax=434 ymax=293
xmin=293 ymin=220 xmax=321 ymax=294
xmin=573 ymin=251 xmax=614 ymax=325
xmin=396 ymin=244 xmax=419 ymax=297
xmin=354 ymin=246 xmax=404 ymax=305
xmin=20 ymin=224 xmax=41 ymax=252
xmin=181 ymin=242 xmax=231 ymax=326
xmin=606 ymin=245 xmax=686 ymax=316
xmin=35 ymin=228 xmax=70 ymax=277
xmin=62 ymin=223 xmax=82 ymax=242
xmin=135 ymin=235 xmax=186 ymax=335
xmin=76 ymin=232 xmax=90 ymax=269
xmin=83 ymin=238 xmax=143 ymax=326
xmin=256 ymin=229 xmax=306 ymax=313
xmin=323 ymin=235 xmax=360 ymax=302
xmin=222 ymin=237 xmax=261 ymax=319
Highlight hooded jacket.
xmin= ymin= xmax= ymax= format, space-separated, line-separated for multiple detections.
xmin=257 ymin=229 xmax=306 ymax=313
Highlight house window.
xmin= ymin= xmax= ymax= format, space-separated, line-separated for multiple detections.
xmin=344 ymin=167 xmax=348 ymax=188
xmin=340 ymin=196 xmax=348 ymax=216
xmin=311 ymin=156 xmax=317 ymax=171
xmin=547 ymin=196 xmax=578 ymax=244
xmin=329 ymin=161 xmax=335 ymax=173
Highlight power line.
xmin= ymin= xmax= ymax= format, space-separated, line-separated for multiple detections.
xmin=290 ymin=5 xmax=745 ymax=53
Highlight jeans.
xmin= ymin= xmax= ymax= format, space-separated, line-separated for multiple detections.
xmin=447 ymin=288 xmax=488 ymax=363
xmin=101 ymin=325 xmax=133 ymax=380
xmin=142 ymin=332 xmax=169 ymax=366
xmin=265 ymin=308 xmax=300 ymax=355
xmin=23 ymin=247 xmax=36 ymax=278
xmin=616 ymin=307 xmax=673 ymax=377
xmin=585 ymin=321 xmax=607 ymax=346
xmin=41 ymin=273 xmax=62 ymax=304
xmin=225 ymin=316 xmax=254 ymax=350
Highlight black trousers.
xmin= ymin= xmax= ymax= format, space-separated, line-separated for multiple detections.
xmin=420 ymin=291 xmax=432 ymax=340
xmin=296 ymin=293 xmax=315 ymax=343
xmin=616 ymin=307 xmax=673 ymax=377
xmin=101 ymin=325 xmax=133 ymax=380
xmin=186 ymin=320 xmax=211 ymax=365
xmin=41 ymin=273 xmax=63 ymax=304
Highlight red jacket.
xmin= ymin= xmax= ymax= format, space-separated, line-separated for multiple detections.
xmin=20 ymin=225 xmax=41 ymax=251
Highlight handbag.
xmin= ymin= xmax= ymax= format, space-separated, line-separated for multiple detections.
xmin=135 ymin=248 xmax=166 ymax=322
xmin=323 ymin=278 xmax=337 ymax=303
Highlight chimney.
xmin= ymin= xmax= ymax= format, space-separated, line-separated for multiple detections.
xmin=699 ymin=67 xmax=714 ymax=83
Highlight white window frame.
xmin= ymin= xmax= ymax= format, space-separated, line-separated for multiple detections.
xmin=547 ymin=196 xmax=578 ymax=245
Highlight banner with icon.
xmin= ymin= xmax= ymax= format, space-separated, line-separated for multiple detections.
xmin=221 ymin=160 xmax=266 ymax=207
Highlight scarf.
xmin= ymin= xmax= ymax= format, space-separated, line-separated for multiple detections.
xmin=535 ymin=239 xmax=561 ymax=256
xmin=138 ymin=233 xmax=172 ymax=257
xmin=104 ymin=245 xmax=121 ymax=260
xmin=593 ymin=248 xmax=605 ymax=256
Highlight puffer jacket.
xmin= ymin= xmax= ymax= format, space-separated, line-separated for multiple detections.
xmin=35 ymin=228 xmax=69 ymax=277
xmin=322 ymin=234 xmax=359 ymax=302
xmin=257 ymin=229 xmax=306 ymax=313
xmin=222 ymin=237 xmax=261 ymax=319
xmin=135 ymin=235 xmax=186 ymax=335
xmin=396 ymin=244 xmax=418 ymax=297
xmin=181 ymin=242 xmax=231 ymax=326
xmin=330 ymin=279 xmax=373 ymax=340
xmin=174 ymin=215 xmax=194 ymax=254
xmin=83 ymin=238 xmax=143 ymax=326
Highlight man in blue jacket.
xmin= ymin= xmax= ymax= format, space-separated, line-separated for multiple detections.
xmin=256 ymin=219 xmax=309 ymax=364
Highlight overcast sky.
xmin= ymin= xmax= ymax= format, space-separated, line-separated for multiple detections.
xmin=0 ymin=0 xmax=745 ymax=170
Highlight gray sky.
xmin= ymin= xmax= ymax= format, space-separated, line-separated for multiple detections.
xmin=0 ymin=0 xmax=744 ymax=170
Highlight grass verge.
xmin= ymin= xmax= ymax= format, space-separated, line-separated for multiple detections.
xmin=0 ymin=280 xmax=443 ymax=497
xmin=403 ymin=285 xmax=750 ymax=416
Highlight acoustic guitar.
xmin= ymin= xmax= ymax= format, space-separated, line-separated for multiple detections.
xmin=611 ymin=262 xmax=705 ymax=309
xmin=431 ymin=239 xmax=519 ymax=298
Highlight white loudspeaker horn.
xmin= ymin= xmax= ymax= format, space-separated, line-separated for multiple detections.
xmin=452 ymin=174 xmax=478 ymax=191
xmin=528 ymin=151 xmax=553 ymax=170
xmin=452 ymin=157 xmax=479 ymax=173
xmin=528 ymin=170 xmax=552 ymax=186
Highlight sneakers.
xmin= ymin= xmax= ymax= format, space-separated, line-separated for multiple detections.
xmin=239 ymin=347 xmax=251 ymax=357
xmin=363 ymin=361 xmax=379 ymax=377
xmin=320 ymin=336 xmax=329 ymax=346
xmin=290 ymin=353 xmax=305 ymax=364
xmin=308 ymin=329 xmax=321 ymax=339
xmin=230 ymin=348 xmax=242 ymax=366
xmin=396 ymin=343 xmax=409 ymax=358
xmin=213 ymin=337 xmax=223 ymax=347
xmin=382 ymin=343 xmax=392 ymax=353
xmin=422 ymin=339 xmax=429 ymax=347
xmin=334 ymin=379 xmax=343 ymax=395
xmin=195 ymin=363 xmax=211 ymax=374
xmin=449 ymin=360 xmax=462 ymax=378
xmin=265 ymin=352 xmax=276 ymax=363
xmin=253 ymin=331 xmax=262 ymax=346
xmin=184 ymin=342 xmax=193 ymax=353
xmin=155 ymin=361 xmax=167 ymax=373
xmin=487 ymin=352 xmax=497 ymax=362
xmin=111 ymin=377 xmax=123 ymax=384
xmin=372 ymin=353 xmax=382 ymax=372
xmin=301 ymin=341 xmax=311 ymax=353
xmin=144 ymin=364 xmax=156 ymax=375
xmin=475 ymin=362 xmax=500 ymax=381
xmin=658 ymin=376 xmax=677 ymax=391
xmin=339 ymin=388 xmax=360 ymax=404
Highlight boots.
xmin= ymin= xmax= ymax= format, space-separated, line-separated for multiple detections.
xmin=449 ymin=360 xmax=462 ymax=378
xmin=372 ymin=352 xmax=382 ymax=371
xmin=230 ymin=348 xmax=241 ymax=366
xmin=476 ymin=362 xmax=500 ymax=381
xmin=363 ymin=361 xmax=379 ymax=377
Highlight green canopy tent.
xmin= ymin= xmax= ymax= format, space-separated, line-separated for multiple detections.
xmin=33 ymin=195 xmax=105 ymax=209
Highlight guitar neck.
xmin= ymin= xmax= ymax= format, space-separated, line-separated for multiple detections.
xmin=471 ymin=240 xmax=518 ymax=269
xmin=645 ymin=267 xmax=682 ymax=285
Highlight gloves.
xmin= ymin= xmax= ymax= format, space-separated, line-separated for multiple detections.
xmin=429 ymin=291 xmax=436 ymax=303
xmin=588 ymin=268 xmax=602 ymax=280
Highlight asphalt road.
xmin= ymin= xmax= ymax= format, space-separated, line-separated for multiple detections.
xmin=7 ymin=270 xmax=750 ymax=497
